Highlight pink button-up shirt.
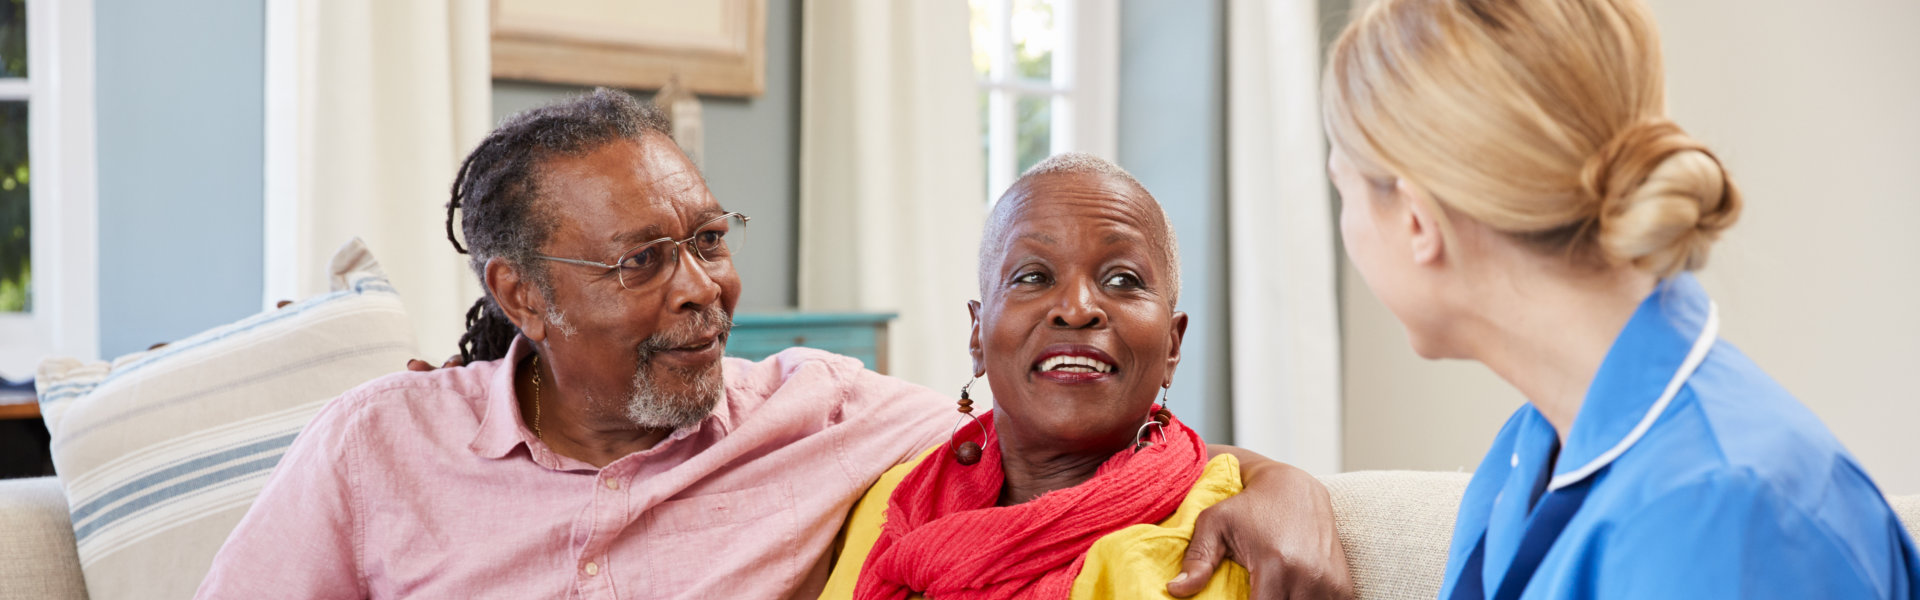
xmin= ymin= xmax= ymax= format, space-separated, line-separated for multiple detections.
xmin=197 ymin=338 xmax=951 ymax=599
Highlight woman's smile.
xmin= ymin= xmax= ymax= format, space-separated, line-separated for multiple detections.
xmin=1030 ymin=344 xmax=1120 ymax=384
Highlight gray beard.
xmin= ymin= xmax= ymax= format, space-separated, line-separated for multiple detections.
xmin=622 ymin=357 xmax=724 ymax=429
xmin=621 ymin=306 xmax=731 ymax=430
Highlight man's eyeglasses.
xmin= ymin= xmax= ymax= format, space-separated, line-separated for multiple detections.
xmin=535 ymin=212 xmax=749 ymax=290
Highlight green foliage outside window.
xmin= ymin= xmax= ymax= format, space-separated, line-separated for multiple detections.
xmin=0 ymin=0 xmax=28 ymax=313
xmin=0 ymin=102 xmax=28 ymax=313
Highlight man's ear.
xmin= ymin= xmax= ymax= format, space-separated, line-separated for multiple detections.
xmin=967 ymin=300 xmax=987 ymax=378
xmin=1164 ymin=311 xmax=1189 ymax=387
xmin=485 ymin=257 xmax=548 ymax=343
xmin=1397 ymin=180 xmax=1448 ymax=266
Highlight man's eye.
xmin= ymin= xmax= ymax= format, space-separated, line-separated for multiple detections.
xmin=1014 ymin=271 xmax=1048 ymax=285
xmin=620 ymin=245 xmax=664 ymax=270
xmin=1103 ymin=273 xmax=1142 ymax=288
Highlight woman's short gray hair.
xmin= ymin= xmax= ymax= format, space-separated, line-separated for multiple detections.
xmin=977 ymin=153 xmax=1182 ymax=308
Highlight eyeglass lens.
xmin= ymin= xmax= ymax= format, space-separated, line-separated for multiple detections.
xmin=614 ymin=213 xmax=747 ymax=289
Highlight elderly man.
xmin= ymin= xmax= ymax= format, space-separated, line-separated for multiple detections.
xmin=197 ymin=89 xmax=1347 ymax=599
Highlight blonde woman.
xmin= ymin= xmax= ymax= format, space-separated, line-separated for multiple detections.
xmin=1323 ymin=0 xmax=1920 ymax=598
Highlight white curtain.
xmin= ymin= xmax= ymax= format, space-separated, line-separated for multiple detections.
xmin=1226 ymin=0 xmax=1344 ymax=474
xmin=265 ymin=0 xmax=492 ymax=360
xmin=798 ymin=0 xmax=986 ymax=391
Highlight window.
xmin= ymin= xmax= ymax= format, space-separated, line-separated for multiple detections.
xmin=0 ymin=0 xmax=28 ymax=315
xmin=969 ymin=0 xmax=1117 ymax=203
xmin=0 ymin=0 xmax=95 ymax=379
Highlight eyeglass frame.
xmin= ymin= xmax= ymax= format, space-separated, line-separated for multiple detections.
xmin=532 ymin=212 xmax=750 ymax=290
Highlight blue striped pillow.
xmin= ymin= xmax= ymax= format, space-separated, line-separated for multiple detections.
xmin=34 ymin=238 xmax=419 ymax=600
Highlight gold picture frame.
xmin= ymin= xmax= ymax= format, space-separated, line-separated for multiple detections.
xmin=491 ymin=0 xmax=766 ymax=97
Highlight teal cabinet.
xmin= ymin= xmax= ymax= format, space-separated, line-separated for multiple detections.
xmin=725 ymin=312 xmax=898 ymax=373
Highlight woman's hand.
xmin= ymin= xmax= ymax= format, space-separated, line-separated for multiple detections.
xmin=1172 ymin=445 xmax=1352 ymax=599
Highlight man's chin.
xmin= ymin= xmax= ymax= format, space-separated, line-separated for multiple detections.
xmin=625 ymin=361 xmax=725 ymax=430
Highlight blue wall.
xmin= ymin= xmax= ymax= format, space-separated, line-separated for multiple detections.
xmin=94 ymin=0 xmax=266 ymax=356
xmin=1119 ymin=0 xmax=1231 ymax=442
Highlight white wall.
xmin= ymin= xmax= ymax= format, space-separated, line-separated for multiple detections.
xmin=1340 ymin=0 xmax=1920 ymax=494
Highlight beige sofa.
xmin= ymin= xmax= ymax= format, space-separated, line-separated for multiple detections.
xmin=4 ymin=469 xmax=1918 ymax=600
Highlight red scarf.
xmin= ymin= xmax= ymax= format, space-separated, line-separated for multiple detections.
xmin=853 ymin=408 xmax=1208 ymax=600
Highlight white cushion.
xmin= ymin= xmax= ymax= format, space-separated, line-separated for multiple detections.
xmin=1323 ymin=470 xmax=1472 ymax=600
xmin=1889 ymin=493 xmax=1920 ymax=545
xmin=0 ymin=476 xmax=87 ymax=600
xmin=34 ymin=238 xmax=417 ymax=600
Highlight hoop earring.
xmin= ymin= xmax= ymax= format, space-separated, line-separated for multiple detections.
xmin=950 ymin=378 xmax=986 ymax=465
xmin=1135 ymin=386 xmax=1174 ymax=451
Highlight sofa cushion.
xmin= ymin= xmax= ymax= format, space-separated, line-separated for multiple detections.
xmin=0 ymin=476 xmax=87 ymax=600
xmin=33 ymin=238 xmax=416 ymax=600
xmin=1323 ymin=470 xmax=1472 ymax=600
xmin=1891 ymin=494 xmax=1920 ymax=545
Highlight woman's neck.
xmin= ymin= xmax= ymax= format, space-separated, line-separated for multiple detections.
xmin=1458 ymin=264 xmax=1656 ymax=443
xmin=993 ymin=423 xmax=1131 ymax=506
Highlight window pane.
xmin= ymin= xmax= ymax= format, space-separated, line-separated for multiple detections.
xmin=1015 ymin=94 xmax=1051 ymax=174
xmin=1012 ymin=0 xmax=1053 ymax=82
xmin=0 ymin=0 xmax=22 ymax=77
xmin=0 ymin=102 xmax=25 ymax=313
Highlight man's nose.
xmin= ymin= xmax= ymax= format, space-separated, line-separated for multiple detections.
xmin=663 ymin=243 xmax=723 ymax=310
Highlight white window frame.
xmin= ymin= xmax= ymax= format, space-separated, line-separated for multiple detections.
xmin=0 ymin=0 xmax=98 ymax=379
xmin=261 ymin=0 xmax=300 ymax=309
xmin=976 ymin=0 xmax=1117 ymax=203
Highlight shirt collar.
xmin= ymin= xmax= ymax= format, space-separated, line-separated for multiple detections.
xmin=469 ymin=336 xmax=537 ymax=460
xmin=1548 ymin=273 xmax=1719 ymax=490
xmin=466 ymin=336 xmax=740 ymax=464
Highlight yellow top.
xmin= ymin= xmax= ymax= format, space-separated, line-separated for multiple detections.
xmin=819 ymin=447 xmax=1250 ymax=600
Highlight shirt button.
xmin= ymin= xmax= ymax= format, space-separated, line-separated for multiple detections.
xmin=585 ymin=562 xmax=599 ymax=576
xmin=605 ymin=479 xmax=619 ymax=491
xmin=1511 ymin=453 xmax=1520 ymax=468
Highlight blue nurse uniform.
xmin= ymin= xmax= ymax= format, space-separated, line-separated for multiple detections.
xmin=1441 ymin=274 xmax=1920 ymax=599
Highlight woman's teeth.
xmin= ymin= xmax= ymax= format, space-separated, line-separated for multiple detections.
xmin=1038 ymin=355 xmax=1114 ymax=374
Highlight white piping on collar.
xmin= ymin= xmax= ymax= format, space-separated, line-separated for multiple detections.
xmin=1547 ymin=301 xmax=1719 ymax=491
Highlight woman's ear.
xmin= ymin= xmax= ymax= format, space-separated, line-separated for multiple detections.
xmin=486 ymin=257 xmax=548 ymax=343
xmin=967 ymin=300 xmax=987 ymax=377
xmin=1397 ymin=180 xmax=1448 ymax=266
xmin=1163 ymin=311 xmax=1189 ymax=387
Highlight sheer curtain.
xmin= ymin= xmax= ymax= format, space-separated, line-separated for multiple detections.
xmin=1226 ymin=0 xmax=1343 ymax=474
xmin=798 ymin=0 xmax=986 ymax=390
xmin=265 ymin=0 xmax=491 ymax=359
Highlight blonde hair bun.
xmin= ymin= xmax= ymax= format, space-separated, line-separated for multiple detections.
xmin=1584 ymin=120 xmax=1743 ymax=277
xmin=1323 ymin=0 xmax=1745 ymax=278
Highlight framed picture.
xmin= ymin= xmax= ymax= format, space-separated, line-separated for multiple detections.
xmin=491 ymin=0 xmax=766 ymax=97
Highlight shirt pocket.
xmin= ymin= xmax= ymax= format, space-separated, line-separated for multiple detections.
xmin=643 ymin=482 xmax=804 ymax=597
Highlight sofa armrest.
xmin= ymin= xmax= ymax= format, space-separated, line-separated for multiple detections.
xmin=0 ymin=476 xmax=88 ymax=600
xmin=1323 ymin=470 xmax=1471 ymax=600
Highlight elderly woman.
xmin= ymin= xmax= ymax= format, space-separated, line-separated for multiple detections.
xmin=820 ymin=154 xmax=1257 ymax=599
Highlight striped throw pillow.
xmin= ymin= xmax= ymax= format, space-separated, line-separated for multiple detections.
xmin=34 ymin=238 xmax=418 ymax=600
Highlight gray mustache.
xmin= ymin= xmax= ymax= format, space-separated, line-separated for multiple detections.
xmin=637 ymin=306 xmax=734 ymax=359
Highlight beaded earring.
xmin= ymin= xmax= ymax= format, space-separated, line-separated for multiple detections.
xmin=1135 ymin=386 xmax=1174 ymax=451
xmin=951 ymin=379 xmax=985 ymax=465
